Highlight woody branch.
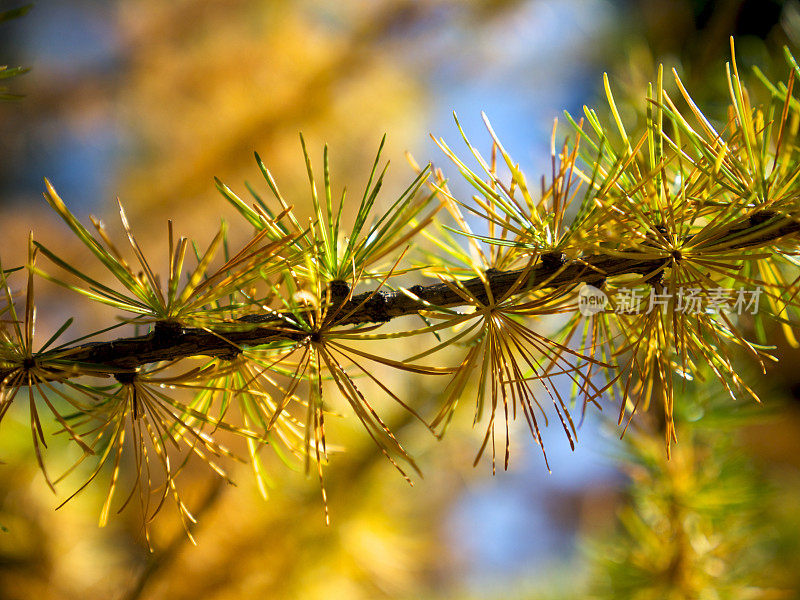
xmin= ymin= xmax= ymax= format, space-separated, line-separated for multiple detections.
xmin=1 ymin=210 xmax=797 ymax=382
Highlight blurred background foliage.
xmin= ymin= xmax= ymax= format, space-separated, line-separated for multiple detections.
xmin=3 ymin=0 xmax=800 ymax=598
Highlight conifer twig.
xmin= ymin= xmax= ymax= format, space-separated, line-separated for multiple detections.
xmin=2 ymin=210 xmax=795 ymax=383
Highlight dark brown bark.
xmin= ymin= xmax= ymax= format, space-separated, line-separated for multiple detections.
xmin=2 ymin=211 xmax=798 ymax=382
